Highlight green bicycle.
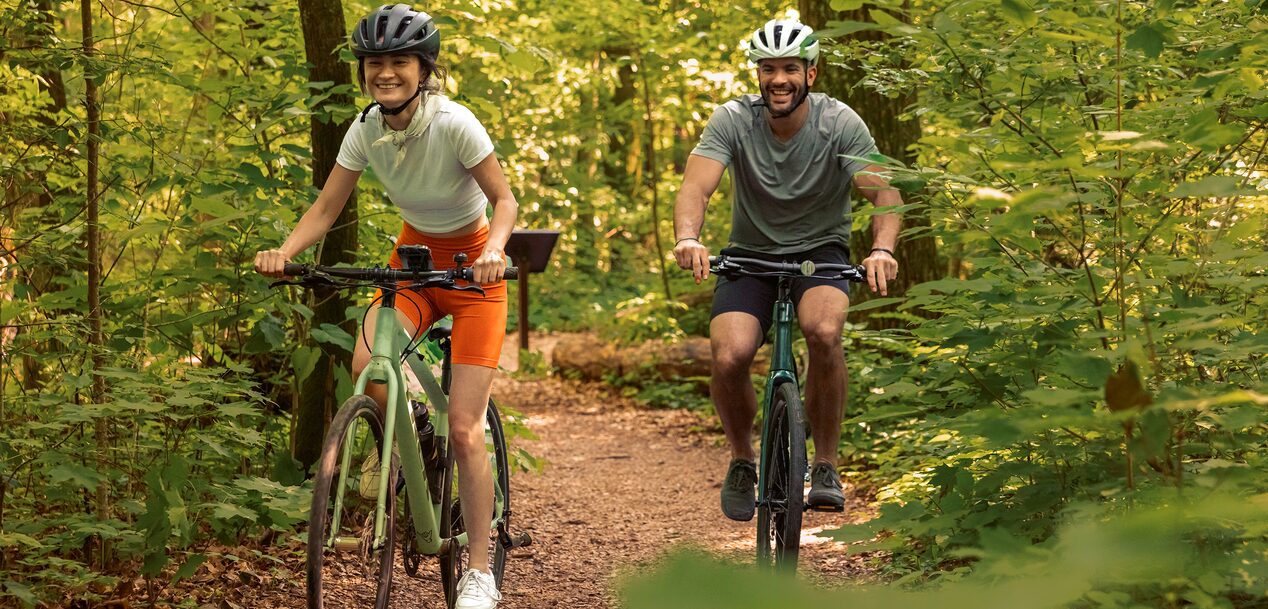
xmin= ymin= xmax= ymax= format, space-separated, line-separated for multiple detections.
xmin=276 ymin=246 xmax=531 ymax=609
xmin=709 ymin=254 xmax=866 ymax=571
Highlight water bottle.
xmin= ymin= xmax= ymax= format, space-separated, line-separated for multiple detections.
xmin=411 ymin=400 xmax=445 ymax=500
xmin=412 ymin=400 xmax=437 ymax=463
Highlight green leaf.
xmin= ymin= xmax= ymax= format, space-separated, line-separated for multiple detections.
xmin=210 ymin=502 xmax=259 ymax=521
xmin=829 ymin=0 xmax=867 ymax=10
xmin=173 ymin=554 xmax=207 ymax=583
xmin=46 ymin=463 xmax=110 ymax=492
xmin=3 ymin=581 xmax=37 ymax=608
xmin=1000 ymin=0 xmax=1038 ymax=27
xmin=142 ymin=550 xmax=170 ymax=576
xmin=1125 ymin=23 xmax=1165 ymax=58
xmin=311 ymin=323 xmax=354 ymax=352
xmin=291 ymin=345 xmax=320 ymax=383
xmin=1052 ymin=351 xmax=1111 ymax=386
xmin=849 ymin=297 xmax=904 ymax=312
xmin=818 ymin=20 xmax=883 ymax=38
xmin=1181 ymin=109 xmax=1245 ymax=151
xmin=1167 ymin=175 xmax=1246 ymax=198
xmin=0 ymin=532 xmax=44 ymax=549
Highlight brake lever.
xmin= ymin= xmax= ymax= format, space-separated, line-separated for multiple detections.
xmin=448 ymin=284 xmax=487 ymax=296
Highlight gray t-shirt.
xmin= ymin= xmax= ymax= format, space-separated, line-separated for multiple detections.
xmin=691 ymin=93 xmax=878 ymax=254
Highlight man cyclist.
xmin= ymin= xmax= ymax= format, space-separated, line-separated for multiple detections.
xmin=672 ymin=18 xmax=901 ymax=520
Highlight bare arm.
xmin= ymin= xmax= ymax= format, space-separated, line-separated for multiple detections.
xmin=255 ymin=164 xmax=361 ymax=277
xmin=467 ymin=152 xmax=519 ymax=285
xmin=673 ymin=154 xmax=726 ymax=283
xmin=854 ymin=164 xmax=902 ymax=296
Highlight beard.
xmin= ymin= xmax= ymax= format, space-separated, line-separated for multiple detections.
xmin=760 ymin=80 xmax=809 ymax=119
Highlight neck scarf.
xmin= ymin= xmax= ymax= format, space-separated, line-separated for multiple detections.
xmin=372 ymin=91 xmax=448 ymax=169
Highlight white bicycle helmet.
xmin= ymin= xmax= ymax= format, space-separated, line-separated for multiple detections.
xmin=746 ymin=19 xmax=819 ymax=65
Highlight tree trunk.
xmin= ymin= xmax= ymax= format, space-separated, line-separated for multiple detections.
xmin=799 ymin=0 xmax=941 ymax=327
xmin=80 ymin=0 xmax=110 ymax=568
xmin=295 ymin=0 xmax=357 ymax=470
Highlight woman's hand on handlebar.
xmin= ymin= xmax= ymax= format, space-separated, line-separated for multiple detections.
xmin=472 ymin=247 xmax=507 ymax=285
xmin=674 ymin=238 xmax=710 ymax=284
xmin=254 ymin=248 xmax=292 ymax=279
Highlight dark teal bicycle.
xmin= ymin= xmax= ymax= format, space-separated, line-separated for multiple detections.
xmin=709 ymin=254 xmax=866 ymax=571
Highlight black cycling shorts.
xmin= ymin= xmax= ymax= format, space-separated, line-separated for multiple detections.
xmin=710 ymin=242 xmax=852 ymax=336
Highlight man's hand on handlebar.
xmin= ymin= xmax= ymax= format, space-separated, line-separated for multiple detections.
xmin=862 ymin=249 xmax=899 ymax=296
xmin=674 ymin=237 xmax=710 ymax=284
xmin=254 ymin=249 xmax=292 ymax=279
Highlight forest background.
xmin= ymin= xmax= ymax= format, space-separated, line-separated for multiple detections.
xmin=1 ymin=0 xmax=1266 ymax=606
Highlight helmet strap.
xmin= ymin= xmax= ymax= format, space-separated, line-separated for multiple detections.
xmin=358 ymin=86 xmax=424 ymax=123
xmin=380 ymin=86 xmax=424 ymax=116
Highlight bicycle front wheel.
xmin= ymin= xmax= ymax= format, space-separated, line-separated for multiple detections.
xmin=307 ymin=395 xmax=397 ymax=609
xmin=757 ymin=381 xmax=806 ymax=571
xmin=440 ymin=399 xmax=512 ymax=607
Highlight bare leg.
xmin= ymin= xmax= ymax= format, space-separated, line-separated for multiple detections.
xmin=709 ymin=312 xmax=764 ymax=462
xmin=796 ymin=286 xmax=850 ymax=469
xmin=447 ymin=363 xmax=496 ymax=573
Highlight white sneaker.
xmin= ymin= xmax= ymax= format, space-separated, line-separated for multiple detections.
xmin=454 ymin=568 xmax=501 ymax=609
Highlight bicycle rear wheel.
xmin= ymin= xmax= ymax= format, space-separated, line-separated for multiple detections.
xmin=756 ymin=381 xmax=806 ymax=571
xmin=307 ymin=395 xmax=397 ymax=609
xmin=440 ymin=400 xmax=512 ymax=607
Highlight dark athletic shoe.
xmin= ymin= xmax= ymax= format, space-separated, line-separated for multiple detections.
xmin=721 ymin=458 xmax=757 ymax=521
xmin=807 ymin=462 xmax=845 ymax=511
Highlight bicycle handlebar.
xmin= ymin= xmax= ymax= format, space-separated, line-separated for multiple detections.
xmin=279 ymin=263 xmax=518 ymax=285
xmin=709 ymin=255 xmax=867 ymax=283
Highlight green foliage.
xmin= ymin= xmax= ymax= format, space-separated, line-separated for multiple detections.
xmin=807 ymin=0 xmax=1268 ymax=605
xmin=512 ymin=348 xmax=550 ymax=379
xmin=3 ymin=0 xmax=1264 ymax=604
xmin=625 ymin=485 xmax=1268 ymax=607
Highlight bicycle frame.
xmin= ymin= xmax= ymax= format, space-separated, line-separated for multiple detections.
xmin=756 ymin=277 xmax=800 ymax=511
xmin=326 ymin=290 xmax=506 ymax=557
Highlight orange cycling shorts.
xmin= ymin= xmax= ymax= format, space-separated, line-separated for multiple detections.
xmin=377 ymin=222 xmax=507 ymax=369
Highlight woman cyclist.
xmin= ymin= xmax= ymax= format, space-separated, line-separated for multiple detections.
xmin=254 ymin=5 xmax=516 ymax=608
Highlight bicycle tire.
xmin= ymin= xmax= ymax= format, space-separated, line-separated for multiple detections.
xmin=756 ymin=381 xmax=806 ymax=571
xmin=439 ymin=399 xmax=512 ymax=607
xmin=307 ymin=395 xmax=397 ymax=609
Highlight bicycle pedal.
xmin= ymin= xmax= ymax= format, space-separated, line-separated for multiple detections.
xmin=501 ymin=531 xmax=532 ymax=550
xmin=807 ymin=504 xmax=845 ymax=513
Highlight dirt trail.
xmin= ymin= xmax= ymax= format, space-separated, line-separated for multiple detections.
xmin=235 ymin=333 xmax=876 ymax=608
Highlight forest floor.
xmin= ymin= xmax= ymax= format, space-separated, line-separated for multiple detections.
xmin=159 ymin=333 xmax=880 ymax=609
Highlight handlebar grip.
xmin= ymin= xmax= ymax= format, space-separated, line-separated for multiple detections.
xmin=456 ymin=266 xmax=520 ymax=281
xmin=283 ymin=263 xmax=307 ymax=276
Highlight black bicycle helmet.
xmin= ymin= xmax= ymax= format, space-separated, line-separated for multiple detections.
xmin=351 ymin=4 xmax=440 ymax=61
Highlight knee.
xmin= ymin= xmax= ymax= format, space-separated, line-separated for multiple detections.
xmin=802 ymin=323 xmax=842 ymax=352
xmin=448 ymin=423 xmax=484 ymax=455
xmin=712 ymin=344 xmax=756 ymax=377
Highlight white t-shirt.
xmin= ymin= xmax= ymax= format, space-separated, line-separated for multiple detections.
xmin=336 ymin=100 xmax=495 ymax=233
